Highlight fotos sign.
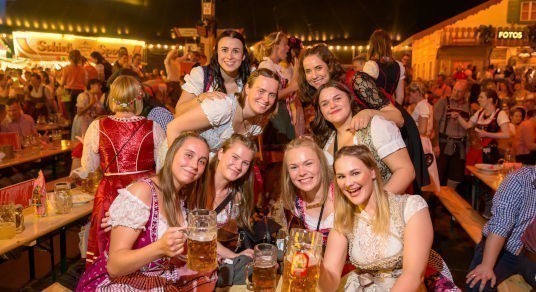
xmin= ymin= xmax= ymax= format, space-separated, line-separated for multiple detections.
xmin=12 ymin=31 xmax=145 ymax=61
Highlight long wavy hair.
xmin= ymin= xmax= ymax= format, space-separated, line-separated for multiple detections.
xmin=281 ymin=136 xmax=332 ymax=216
xmin=208 ymin=30 xmax=251 ymax=93
xmin=297 ymin=44 xmax=346 ymax=105
xmin=195 ymin=134 xmax=257 ymax=230
xmin=253 ymin=31 xmax=287 ymax=62
xmin=367 ymin=29 xmax=394 ymax=63
xmin=310 ymin=80 xmax=361 ymax=148
xmin=157 ymin=132 xmax=209 ymax=227
xmin=333 ymin=145 xmax=389 ymax=236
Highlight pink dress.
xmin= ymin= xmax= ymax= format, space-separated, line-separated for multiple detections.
xmin=81 ymin=116 xmax=164 ymax=266
xmin=77 ymin=178 xmax=217 ymax=291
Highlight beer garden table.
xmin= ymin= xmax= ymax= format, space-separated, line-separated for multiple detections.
xmin=0 ymin=177 xmax=92 ymax=281
xmin=466 ymin=165 xmax=504 ymax=210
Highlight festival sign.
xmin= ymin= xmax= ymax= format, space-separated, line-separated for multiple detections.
xmin=12 ymin=31 xmax=145 ymax=61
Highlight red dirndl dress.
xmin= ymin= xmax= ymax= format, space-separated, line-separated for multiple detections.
xmin=85 ymin=116 xmax=156 ymax=266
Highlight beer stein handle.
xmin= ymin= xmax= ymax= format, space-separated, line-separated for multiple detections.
xmin=245 ymin=262 xmax=255 ymax=291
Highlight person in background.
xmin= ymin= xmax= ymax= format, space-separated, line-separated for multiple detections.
xmin=320 ymin=145 xmax=433 ymax=291
xmin=82 ymin=56 xmax=99 ymax=84
xmin=60 ymin=50 xmax=87 ymax=122
xmin=77 ymin=132 xmax=217 ymax=291
xmin=400 ymin=53 xmax=413 ymax=85
xmin=164 ymin=48 xmax=186 ymax=83
xmin=431 ymin=74 xmax=452 ymax=100
xmin=514 ymin=109 xmax=536 ymax=164
xmin=71 ymin=79 xmax=104 ymax=141
xmin=466 ymin=166 xmax=536 ymax=291
xmin=433 ymin=79 xmax=471 ymax=189
xmin=131 ymin=53 xmax=144 ymax=79
xmin=0 ymin=99 xmax=36 ymax=141
xmin=24 ymin=73 xmax=55 ymax=120
xmin=352 ymin=54 xmax=367 ymax=73
xmin=89 ymin=51 xmax=113 ymax=84
xmin=78 ymin=75 xmax=165 ymax=266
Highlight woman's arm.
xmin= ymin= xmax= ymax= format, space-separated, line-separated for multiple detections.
xmin=175 ymin=91 xmax=198 ymax=111
xmin=217 ymin=242 xmax=253 ymax=259
xmin=350 ymin=104 xmax=404 ymax=131
xmin=382 ymin=148 xmax=415 ymax=194
xmin=166 ymin=103 xmax=212 ymax=146
xmin=391 ymin=208 xmax=433 ymax=292
xmin=319 ymin=230 xmax=348 ymax=292
xmin=453 ymin=112 xmax=475 ymax=130
xmin=106 ymin=182 xmax=187 ymax=277
xmin=417 ymin=116 xmax=428 ymax=136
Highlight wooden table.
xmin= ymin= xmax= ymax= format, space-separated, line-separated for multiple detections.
xmin=466 ymin=165 xmax=504 ymax=210
xmin=0 ymin=140 xmax=78 ymax=170
xmin=0 ymin=179 xmax=92 ymax=281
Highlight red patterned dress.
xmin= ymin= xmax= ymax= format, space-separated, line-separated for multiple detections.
xmin=80 ymin=116 xmax=165 ymax=266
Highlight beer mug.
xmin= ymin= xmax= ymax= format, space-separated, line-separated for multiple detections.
xmin=282 ymin=228 xmax=323 ymax=292
xmin=186 ymin=209 xmax=217 ymax=272
xmin=0 ymin=204 xmax=17 ymax=240
xmin=246 ymin=243 xmax=278 ymax=292
xmin=54 ymin=182 xmax=73 ymax=214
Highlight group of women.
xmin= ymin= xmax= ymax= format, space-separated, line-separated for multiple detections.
xmin=74 ymin=28 xmax=455 ymax=291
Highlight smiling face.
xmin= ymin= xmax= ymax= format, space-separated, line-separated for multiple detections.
xmin=216 ymin=141 xmax=255 ymax=182
xmin=318 ymin=86 xmax=352 ymax=127
xmin=217 ymin=37 xmax=245 ymax=76
xmin=244 ymin=75 xmax=278 ymax=115
xmin=477 ymin=92 xmax=492 ymax=108
xmin=511 ymin=111 xmax=524 ymax=125
xmin=286 ymin=146 xmax=322 ymax=194
xmin=303 ymin=54 xmax=330 ymax=89
xmin=171 ymin=137 xmax=209 ymax=187
xmin=334 ymin=155 xmax=376 ymax=208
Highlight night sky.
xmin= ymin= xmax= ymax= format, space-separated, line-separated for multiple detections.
xmin=2 ymin=0 xmax=489 ymax=42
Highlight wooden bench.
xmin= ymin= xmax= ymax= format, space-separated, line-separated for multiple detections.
xmin=434 ymin=186 xmax=532 ymax=291
xmin=434 ymin=186 xmax=486 ymax=243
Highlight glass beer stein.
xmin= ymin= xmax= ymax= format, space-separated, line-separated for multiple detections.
xmin=186 ymin=209 xmax=217 ymax=272
xmin=246 ymin=243 xmax=278 ymax=292
xmin=282 ymin=228 xmax=323 ymax=292
xmin=0 ymin=204 xmax=17 ymax=240
xmin=54 ymin=182 xmax=73 ymax=214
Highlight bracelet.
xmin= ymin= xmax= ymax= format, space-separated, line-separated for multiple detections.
xmin=196 ymin=96 xmax=202 ymax=104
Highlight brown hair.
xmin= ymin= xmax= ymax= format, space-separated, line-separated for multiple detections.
xmin=196 ymin=134 xmax=257 ymax=230
xmin=157 ymin=132 xmax=209 ymax=227
xmin=367 ymin=29 xmax=393 ymax=62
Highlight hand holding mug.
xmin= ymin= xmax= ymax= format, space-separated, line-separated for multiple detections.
xmin=159 ymin=227 xmax=187 ymax=257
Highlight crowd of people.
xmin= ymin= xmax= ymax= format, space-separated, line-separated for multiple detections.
xmin=0 ymin=28 xmax=534 ymax=291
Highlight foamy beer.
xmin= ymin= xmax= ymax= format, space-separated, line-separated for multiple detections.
xmin=282 ymin=229 xmax=323 ymax=292
xmin=186 ymin=209 xmax=217 ymax=272
xmin=246 ymin=243 xmax=278 ymax=292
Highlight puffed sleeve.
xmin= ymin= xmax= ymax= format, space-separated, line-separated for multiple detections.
xmin=181 ymin=66 xmax=205 ymax=96
xmin=497 ymin=110 xmax=510 ymax=126
xmin=369 ymin=116 xmax=406 ymax=159
xmin=362 ymin=60 xmax=379 ymax=79
xmin=200 ymin=95 xmax=234 ymax=127
xmin=109 ymin=188 xmax=150 ymax=230
xmin=416 ymin=101 xmax=430 ymax=119
xmin=403 ymin=195 xmax=428 ymax=224
xmin=152 ymin=121 xmax=165 ymax=168
xmin=80 ymin=120 xmax=101 ymax=174
xmin=469 ymin=110 xmax=480 ymax=124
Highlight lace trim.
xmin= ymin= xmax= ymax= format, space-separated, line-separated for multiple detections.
xmin=108 ymin=115 xmax=145 ymax=122
xmin=109 ymin=188 xmax=150 ymax=230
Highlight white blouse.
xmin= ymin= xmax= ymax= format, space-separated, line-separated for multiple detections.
xmin=323 ymin=115 xmax=406 ymax=166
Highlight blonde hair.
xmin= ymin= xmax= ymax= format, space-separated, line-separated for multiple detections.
xmin=281 ymin=136 xmax=332 ymax=216
xmin=333 ymin=145 xmax=390 ymax=236
xmin=107 ymin=75 xmax=144 ymax=115
xmin=253 ymin=31 xmax=286 ymax=62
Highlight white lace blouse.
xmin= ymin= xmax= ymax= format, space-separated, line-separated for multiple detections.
xmin=323 ymin=115 xmax=406 ymax=166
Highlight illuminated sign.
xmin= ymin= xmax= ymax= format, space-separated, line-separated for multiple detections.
xmin=497 ymin=31 xmax=524 ymax=39
xmin=12 ymin=31 xmax=145 ymax=61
